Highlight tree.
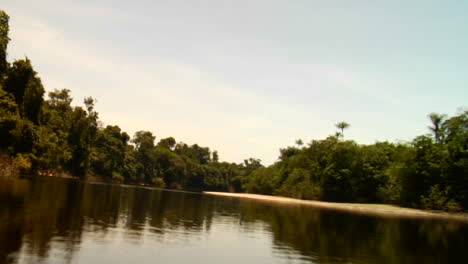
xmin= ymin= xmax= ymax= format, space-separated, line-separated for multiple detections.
xmin=212 ymin=150 xmax=219 ymax=163
xmin=132 ymin=131 xmax=155 ymax=151
xmin=295 ymin=139 xmax=304 ymax=147
xmin=132 ymin=131 xmax=157 ymax=182
xmin=47 ymin=89 xmax=73 ymax=111
xmin=4 ymin=59 xmax=45 ymax=124
xmin=33 ymin=89 xmax=74 ymax=171
xmin=0 ymin=87 xmax=19 ymax=151
xmin=335 ymin=121 xmax=350 ymax=138
xmin=442 ymin=110 xmax=468 ymax=208
xmin=67 ymin=98 xmax=98 ymax=177
xmin=68 ymin=108 xmax=91 ymax=176
xmin=174 ymin=143 xmax=211 ymax=164
xmin=157 ymin=137 xmax=176 ymax=150
xmin=0 ymin=10 xmax=9 ymax=76
xmin=428 ymin=112 xmax=446 ymax=144
xmin=91 ymin=125 xmax=130 ymax=181
xmin=243 ymin=167 xmax=275 ymax=195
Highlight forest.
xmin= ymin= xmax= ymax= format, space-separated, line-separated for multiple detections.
xmin=0 ymin=10 xmax=467 ymax=211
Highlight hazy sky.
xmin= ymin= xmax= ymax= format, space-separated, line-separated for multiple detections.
xmin=3 ymin=0 xmax=467 ymax=164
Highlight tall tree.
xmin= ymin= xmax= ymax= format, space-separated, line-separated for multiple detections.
xmin=295 ymin=139 xmax=304 ymax=147
xmin=428 ymin=112 xmax=446 ymax=144
xmin=4 ymin=59 xmax=45 ymax=124
xmin=0 ymin=10 xmax=9 ymax=77
xmin=91 ymin=125 xmax=130 ymax=181
xmin=67 ymin=98 xmax=98 ymax=177
xmin=132 ymin=131 xmax=157 ymax=182
xmin=335 ymin=121 xmax=350 ymax=138
xmin=212 ymin=150 xmax=219 ymax=163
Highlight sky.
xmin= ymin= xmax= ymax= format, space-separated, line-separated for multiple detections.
xmin=2 ymin=0 xmax=467 ymax=165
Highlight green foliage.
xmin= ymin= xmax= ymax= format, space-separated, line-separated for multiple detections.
xmin=10 ymin=119 xmax=37 ymax=154
xmin=68 ymin=106 xmax=97 ymax=177
xmin=152 ymin=177 xmax=166 ymax=188
xmin=428 ymin=112 xmax=447 ymax=144
xmin=132 ymin=130 xmax=157 ymax=182
xmin=0 ymin=90 xmax=19 ymax=152
xmin=5 ymin=59 xmax=44 ymax=124
xmin=91 ymin=125 xmax=129 ymax=181
xmin=443 ymin=110 xmax=468 ymax=208
xmin=335 ymin=121 xmax=350 ymax=138
xmin=0 ymin=9 xmax=466 ymax=212
xmin=420 ymin=185 xmax=454 ymax=211
xmin=212 ymin=150 xmax=219 ymax=162
xmin=243 ymin=167 xmax=275 ymax=195
xmin=157 ymin=137 xmax=176 ymax=149
xmin=13 ymin=153 xmax=32 ymax=174
xmin=34 ymin=126 xmax=72 ymax=170
xmin=0 ymin=10 xmax=9 ymax=76
xmin=238 ymin=110 xmax=467 ymax=211
xmin=276 ymin=168 xmax=320 ymax=200
xmin=175 ymin=143 xmax=211 ymax=164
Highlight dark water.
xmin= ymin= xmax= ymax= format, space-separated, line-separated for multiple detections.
xmin=0 ymin=176 xmax=466 ymax=264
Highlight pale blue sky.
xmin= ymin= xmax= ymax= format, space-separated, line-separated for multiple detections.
xmin=3 ymin=0 xmax=467 ymax=164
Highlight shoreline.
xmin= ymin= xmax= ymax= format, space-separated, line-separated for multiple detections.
xmin=204 ymin=191 xmax=468 ymax=223
xmin=5 ymin=169 xmax=468 ymax=223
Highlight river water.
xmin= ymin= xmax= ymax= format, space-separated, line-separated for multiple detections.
xmin=0 ymin=176 xmax=466 ymax=264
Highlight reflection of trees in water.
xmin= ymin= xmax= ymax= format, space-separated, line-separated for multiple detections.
xmin=233 ymin=199 xmax=468 ymax=264
xmin=0 ymin=177 xmax=85 ymax=264
xmin=0 ymin=177 xmax=220 ymax=263
xmin=0 ymin=177 xmax=467 ymax=264
xmin=0 ymin=178 xmax=26 ymax=264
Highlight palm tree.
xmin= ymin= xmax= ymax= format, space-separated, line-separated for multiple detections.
xmin=428 ymin=112 xmax=446 ymax=144
xmin=335 ymin=121 xmax=350 ymax=138
xmin=295 ymin=139 xmax=304 ymax=147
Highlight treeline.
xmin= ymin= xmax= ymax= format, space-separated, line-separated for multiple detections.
xmin=0 ymin=10 xmax=467 ymax=211
xmin=243 ymin=111 xmax=467 ymax=211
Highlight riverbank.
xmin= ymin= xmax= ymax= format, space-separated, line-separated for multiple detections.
xmin=204 ymin=191 xmax=468 ymax=222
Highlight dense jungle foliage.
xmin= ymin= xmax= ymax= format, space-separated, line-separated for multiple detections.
xmin=0 ymin=11 xmax=466 ymax=211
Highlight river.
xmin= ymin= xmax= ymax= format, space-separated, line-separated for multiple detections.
xmin=0 ymin=176 xmax=466 ymax=264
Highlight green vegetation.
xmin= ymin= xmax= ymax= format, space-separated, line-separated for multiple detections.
xmin=0 ymin=11 xmax=466 ymax=211
xmin=244 ymin=113 xmax=467 ymax=211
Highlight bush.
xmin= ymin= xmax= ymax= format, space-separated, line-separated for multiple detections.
xmin=152 ymin=177 xmax=166 ymax=188
xmin=276 ymin=168 xmax=321 ymax=200
xmin=420 ymin=185 xmax=461 ymax=211
xmin=14 ymin=153 xmax=32 ymax=174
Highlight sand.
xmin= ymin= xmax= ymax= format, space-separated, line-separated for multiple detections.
xmin=203 ymin=191 xmax=468 ymax=222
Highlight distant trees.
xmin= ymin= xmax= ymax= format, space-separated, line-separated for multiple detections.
xmin=387 ymin=110 xmax=468 ymax=210
xmin=240 ymin=111 xmax=467 ymax=211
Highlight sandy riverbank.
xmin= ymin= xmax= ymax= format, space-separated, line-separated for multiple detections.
xmin=204 ymin=191 xmax=468 ymax=222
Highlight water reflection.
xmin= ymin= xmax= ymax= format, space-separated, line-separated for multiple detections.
xmin=0 ymin=176 xmax=466 ymax=264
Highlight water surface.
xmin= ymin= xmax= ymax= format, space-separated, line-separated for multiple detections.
xmin=0 ymin=176 xmax=466 ymax=264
